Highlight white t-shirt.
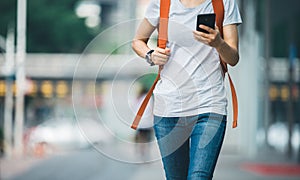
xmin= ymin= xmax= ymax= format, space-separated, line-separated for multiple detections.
xmin=145 ymin=0 xmax=242 ymax=117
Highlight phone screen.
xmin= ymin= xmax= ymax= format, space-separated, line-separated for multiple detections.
xmin=196 ymin=13 xmax=216 ymax=33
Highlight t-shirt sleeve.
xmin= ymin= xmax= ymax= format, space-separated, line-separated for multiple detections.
xmin=223 ymin=0 xmax=242 ymax=26
xmin=145 ymin=0 xmax=160 ymax=27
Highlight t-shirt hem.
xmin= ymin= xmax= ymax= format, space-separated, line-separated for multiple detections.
xmin=153 ymin=107 xmax=227 ymax=117
xmin=145 ymin=17 xmax=158 ymax=27
xmin=223 ymin=21 xmax=242 ymax=27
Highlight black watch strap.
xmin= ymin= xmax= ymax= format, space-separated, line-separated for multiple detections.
xmin=145 ymin=49 xmax=155 ymax=66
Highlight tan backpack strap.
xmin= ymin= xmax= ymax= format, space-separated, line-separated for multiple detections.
xmin=212 ymin=0 xmax=238 ymax=128
xmin=131 ymin=0 xmax=170 ymax=130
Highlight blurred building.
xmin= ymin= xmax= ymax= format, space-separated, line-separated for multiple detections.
xmin=231 ymin=0 xmax=300 ymax=159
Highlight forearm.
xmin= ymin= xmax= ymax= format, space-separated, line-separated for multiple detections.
xmin=132 ymin=39 xmax=151 ymax=59
xmin=193 ymin=24 xmax=240 ymax=66
xmin=132 ymin=18 xmax=156 ymax=59
xmin=216 ymin=39 xmax=239 ymax=66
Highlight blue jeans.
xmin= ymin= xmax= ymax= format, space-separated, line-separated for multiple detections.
xmin=154 ymin=113 xmax=227 ymax=180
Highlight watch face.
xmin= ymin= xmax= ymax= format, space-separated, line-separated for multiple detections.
xmin=146 ymin=54 xmax=151 ymax=64
xmin=145 ymin=50 xmax=154 ymax=65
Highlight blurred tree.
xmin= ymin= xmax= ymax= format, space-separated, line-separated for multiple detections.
xmin=0 ymin=0 xmax=16 ymax=39
xmin=254 ymin=0 xmax=300 ymax=57
xmin=138 ymin=73 xmax=157 ymax=90
xmin=0 ymin=0 xmax=97 ymax=53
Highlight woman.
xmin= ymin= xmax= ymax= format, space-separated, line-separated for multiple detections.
xmin=132 ymin=0 xmax=242 ymax=179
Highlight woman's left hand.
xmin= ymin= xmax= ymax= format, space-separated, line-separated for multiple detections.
xmin=193 ymin=25 xmax=223 ymax=48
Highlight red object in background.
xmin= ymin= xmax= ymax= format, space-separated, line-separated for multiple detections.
xmin=81 ymin=95 xmax=103 ymax=108
xmin=242 ymin=163 xmax=300 ymax=176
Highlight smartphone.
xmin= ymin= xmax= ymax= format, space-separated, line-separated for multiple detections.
xmin=196 ymin=13 xmax=216 ymax=33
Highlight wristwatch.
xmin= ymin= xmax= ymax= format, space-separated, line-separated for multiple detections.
xmin=145 ymin=49 xmax=155 ymax=66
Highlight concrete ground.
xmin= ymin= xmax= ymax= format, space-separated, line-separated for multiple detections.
xmin=1 ymin=144 xmax=300 ymax=180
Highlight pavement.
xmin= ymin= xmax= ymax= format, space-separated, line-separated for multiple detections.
xmin=0 ymin=155 xmax=43 ymax=180
xmin=1 ymin=144 xmax=300 ymax=180
xmin=129 ymin=146 xmax=300 ymax=180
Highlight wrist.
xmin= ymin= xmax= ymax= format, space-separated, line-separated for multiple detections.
xmin=215 ymin=39 xmax=226 ymax=51
xmin=145 ymin=49 xmax=155 ymax=66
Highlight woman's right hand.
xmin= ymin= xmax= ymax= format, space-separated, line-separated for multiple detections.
xmin=151 ymin=47 xmax=171 ymax=66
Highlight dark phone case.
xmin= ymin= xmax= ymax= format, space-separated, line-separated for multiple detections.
xmin=196 ymin=13 xmax=216 ymax=33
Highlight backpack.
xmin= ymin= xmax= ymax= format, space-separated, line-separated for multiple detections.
xmin=131 ymin=0 xmax=238 ymax=129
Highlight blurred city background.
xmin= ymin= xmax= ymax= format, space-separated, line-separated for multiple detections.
xmin=0 ymin=0 xmax=299 ymax=180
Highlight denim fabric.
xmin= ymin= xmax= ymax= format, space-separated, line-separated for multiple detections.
xmin=154 ymin=113 xmax=227 ymax=180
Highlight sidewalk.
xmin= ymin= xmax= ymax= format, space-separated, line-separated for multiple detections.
xmin=0 ymin=156 xmax=43 ymax=180
xmin=0 ymin=150 xmax=69 ymax=180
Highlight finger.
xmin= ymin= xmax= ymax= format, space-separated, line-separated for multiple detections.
xmin=165 ymin=48 xmax=171 ymax=55
xmin=193 ymin=30 xmax=201 ymax=35
xmin=193 ymin=31 xmax=210 ymax=45
xmin=194 ymin=30 xmax=209 ymax=39
xmin=153 ymin=58 xmax=167 ymax=65
xmin=193 ymin=30 xmax=209 ymax=37
xmin=156 ymin=47 xmax=170 ymax=55
xmin=155 ymin=47 xmax=165 ymax=54
xmin=199 ymin=25 xmax=215 ymax=34
xmin=159 ymin=53 xmax=170 ymax=61
xmin=193 ymin=30 xmax=202 ymax=39
xmin=193 ymin=31 xmax=205 ymax=42
xmin=153 ymin=50 xmax=169 ymax=58
xmin=152 ymin=53 xmax=169 ymax=64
